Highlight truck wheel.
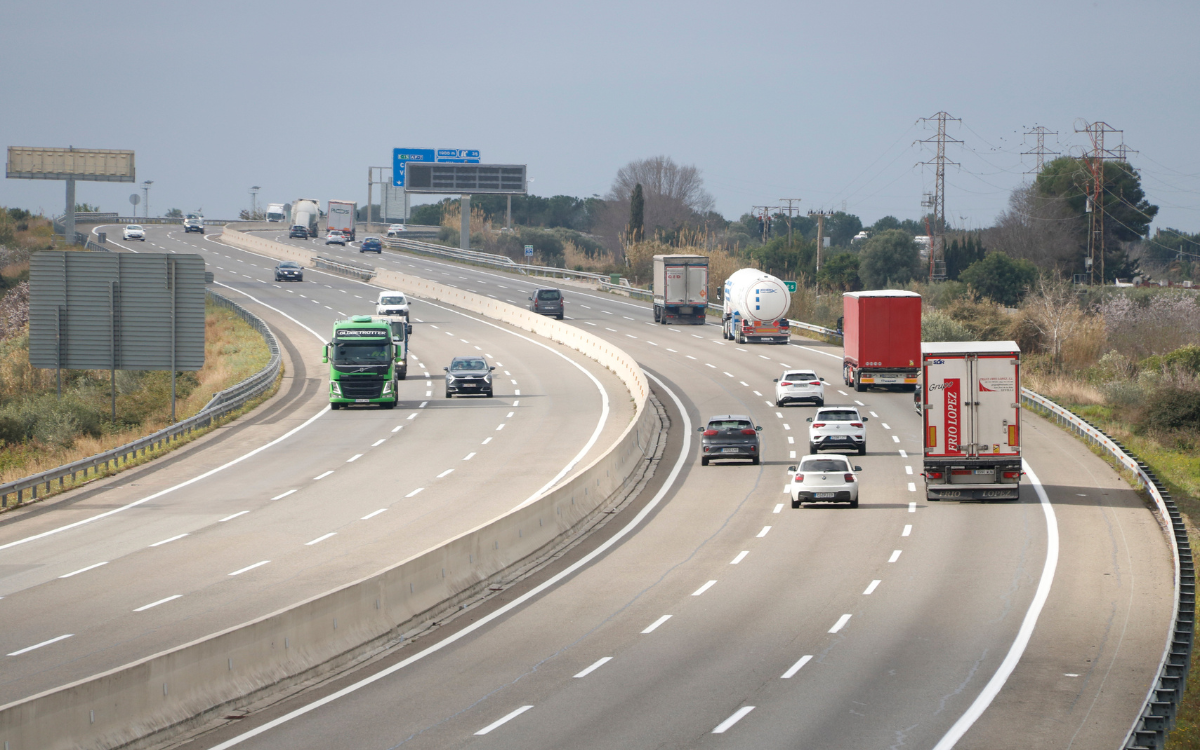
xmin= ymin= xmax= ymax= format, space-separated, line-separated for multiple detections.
xmin=330 ymin=402 xmax=341 ymax=411
xmin=653 ymin=306 xmax=660 ymax=322
xmin=397 ymin=370 xmax=406 ymax=380
xmin=854 ymin=375 xmax=866 ymax=392
xmin=381 ymin=401 xmax=396 ymax=410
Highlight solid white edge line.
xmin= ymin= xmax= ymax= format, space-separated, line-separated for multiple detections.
xmin=573 ymin=656 xmax=613 ymax=678
xmin=207 ymin=349 xmax=691 ymax=750
xmin=712 ymin=706 xmax=755 ymax=733
xmin=781 ymin=654 xmax=813 ymax=678
xmin=474 ymin=705 xmax=534 ymax=735
xmin=931 ymin=460 xmax=1058 ymax=750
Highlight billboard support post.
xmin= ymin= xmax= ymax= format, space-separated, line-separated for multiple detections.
xmin=65 ymin=178 xmax=75 ymax=244
xmin=7 ymin=147 xmax=135 ymax=243
xmin=507 ymin=195 xmax=512 ymax=230
xmin=461 ymin=195 xmax=471 ymax=251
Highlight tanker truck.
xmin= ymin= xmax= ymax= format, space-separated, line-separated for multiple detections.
xmin=290 ymin=198 xmax=320 ymax=238
xmin=722 ymin=268 xmax=792 ymax=344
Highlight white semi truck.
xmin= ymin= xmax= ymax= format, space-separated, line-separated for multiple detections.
xmin=652 ymin=254 xmax=709 ymax=325
xmin=721 ymin=268 xmax=791 ymax=344
xmin=266 ymin=203 xmax=286 ymax=222
xmin=920 ymin=341 xmax=1023 ymax=501
xmin=290 ymin=198 xmax=320 ymax=238
xmin=327 ymin=199 xmax=357 ymax=241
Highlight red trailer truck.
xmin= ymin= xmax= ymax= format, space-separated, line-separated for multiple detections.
xmin=841 ymin=291 xmax=921 ymax=392
xmin=920 ymin=340 xmax=1023 ymax=501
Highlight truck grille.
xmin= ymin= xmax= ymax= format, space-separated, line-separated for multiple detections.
xmin=339 ymin=377 xmax=385 ymax=399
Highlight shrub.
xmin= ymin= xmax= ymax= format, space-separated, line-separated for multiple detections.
xmin=922 ymin=310 xmax=973 ymax=341
xmin=958 ymin=252 xmax=1038 ymax=307
xmin=1143 ymin=387 xmax=1200 ymax=432
xmin=1142 ymin=344 xmax=1200 ymax=377
xmin=944 ymin=299 xmax=1011 ymax=340
xmin=1101 ymin=378 xmax=1146 ymax=407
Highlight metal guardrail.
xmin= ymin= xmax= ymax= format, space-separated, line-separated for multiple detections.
xmin=315 ymin=255 xmax=376 ymax=281
xmin=1021 ymin=389 xmax=1193 ymax=750
xmin=0 ymin=291 xmax=282 ymax=511
xmin=383 ymin=236 xmax=611 ymax=284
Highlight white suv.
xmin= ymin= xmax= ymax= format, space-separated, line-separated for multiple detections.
xmin=806 ymin=405 xmax=867 ymax=455
xmin=774 ymin=369 xmax=825 ymax=407
xmin=123 ymin=224 xmax=145 ymax=241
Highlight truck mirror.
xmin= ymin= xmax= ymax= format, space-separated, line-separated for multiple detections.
xmin=406 ymin=324 xmax=413 ymax=335
xmin=322 ymin=344 xmax=329 ymax=364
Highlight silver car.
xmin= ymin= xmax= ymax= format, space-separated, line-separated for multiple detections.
xmin=699 ymin=414 xmax=762 ymax=466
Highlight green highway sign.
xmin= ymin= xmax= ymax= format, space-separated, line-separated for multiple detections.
xmin=784 ymin=281 xmax=797 ymax=293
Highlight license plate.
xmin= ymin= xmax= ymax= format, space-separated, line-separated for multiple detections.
xmin=815 ymin=492 xmax=835 ymax=498
xmin=355 ymin=399 xmax=369 ymax=403
xmin=722 ymin=448 xmax=739 ymax=453
xmin=974 ymin=469 xmax=993 ymax=475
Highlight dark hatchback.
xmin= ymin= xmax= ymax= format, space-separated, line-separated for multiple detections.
xmin=699 ymin=414 xmax=763 ymax=466
xmin=529 ymin=288 xmax=564 ymax=319
xmin=274 ymin=261 xmax=303 ymax=282
xmin=289 ymin=225 xmax=309 ymax=239
xmin=360 ymin=237 xmax=383 ymax=253
xmin=444 ymin=356 xmax=494 ymax=397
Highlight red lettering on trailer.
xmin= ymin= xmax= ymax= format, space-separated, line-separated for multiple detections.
xmin=944 ymin=378 xmax=961 ymax=454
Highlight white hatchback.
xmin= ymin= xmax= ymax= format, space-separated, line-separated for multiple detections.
xmin=774 ymin=369 xmax=825 ymax=407
xmin=806 ymin=405 xmax=867 ymax=455
xmin=123 ymin=224 xmax=145 ymax=241
xmin=789 ymin=454 xmax=860 ymax=508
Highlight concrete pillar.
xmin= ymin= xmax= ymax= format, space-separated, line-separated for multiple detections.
xmin=65 ymin=178 xmax=76 ymax=244
xmin=460 ymin=194 xmax=470 ymax=251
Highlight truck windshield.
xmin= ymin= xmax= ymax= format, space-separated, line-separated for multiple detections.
xmin=332 ymin=342 xmax=391 ymax=364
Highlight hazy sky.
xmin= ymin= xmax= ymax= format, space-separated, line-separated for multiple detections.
xmin=3 ymin=0 xmax=1198 ymax=232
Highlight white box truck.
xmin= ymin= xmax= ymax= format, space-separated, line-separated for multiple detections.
xmin=652 ymin=254 xmax=708 ymax=325
xmin=266 ymin=203 xmax=286 ymax=222
xmin=920 ymin=341 xmax=1023 ymax=501
xmin=327 ymin=199 xmax=357 ymax=241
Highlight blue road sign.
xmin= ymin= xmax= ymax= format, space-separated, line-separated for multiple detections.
xmin=524 ymin=245 xmax=534 ymax=257
xmin=393 ymin=148 xmax=481 ymax=185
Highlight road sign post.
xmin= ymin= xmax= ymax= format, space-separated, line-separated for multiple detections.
xmin=524 ymin=245 xmax=534 ymax=259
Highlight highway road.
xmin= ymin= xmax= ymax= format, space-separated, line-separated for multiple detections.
xmin=177 ymin=229 xmax=1169 ymax=749
xmin=2 ymin=224 xmax=1174 ymax=749
xmin=0 ymin=225 xmax=629 ymax=705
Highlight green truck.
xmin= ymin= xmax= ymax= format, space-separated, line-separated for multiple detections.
xmin=324 ymin=315 xmax=404 ymax=409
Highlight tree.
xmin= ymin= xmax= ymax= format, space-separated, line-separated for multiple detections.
xmin=958 ymin=251 xmax=1038 ymax=307
xmin=824 ymin=211 xmax=864 ymax=247
xmin=747 ymin=236 xmax=816 ymax=280
xmin=944 ymin=235 xmax=986 ymax=280
xmin=1022 ymin=277 xmax=1085 ymax=369
xmin=74 ymin=203 xmax=100 ymax=213
xmin=817 ymin=252 xmax=861 ymax=291
xmin=629 ymin=183 xmax=644 ymax=241
xmin=984 ymin=183 xmax=1080 ymax=273
xmin=164 ymin=208 xmax=183 ymax=218
xmin=858 ymin=229 xmax=921 ymax=288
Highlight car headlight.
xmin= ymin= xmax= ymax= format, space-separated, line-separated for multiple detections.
xmin=330 ymin=381 xmax=342 ymax=396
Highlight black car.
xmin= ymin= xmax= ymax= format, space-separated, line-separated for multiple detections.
xmin=289 ymin=225 xmax=309 ymax=239
xmin=444 ymin=356 xmax=494 ymax=398
xmin=529 ymin=287 xmax=564 ymax=320
xmin=699 ymin=414 xmax=763 ymax=466
xmin=360 ymin=237 xmax=383 ymax=253
xmin=274 ymin=261 xmax=304 ymax=282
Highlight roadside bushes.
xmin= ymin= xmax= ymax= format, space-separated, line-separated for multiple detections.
xmin=922 ymin=310 xmax=972 ymax=341
xmin=1143 ymin=387 xmax=1200 ymax=433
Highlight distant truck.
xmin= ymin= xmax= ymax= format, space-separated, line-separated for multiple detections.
xmin=721 ymin=268 xmax=791 ymax=344
xmin=327 ymin=199 xmax=357 ymax=241
xmin=373 ymin=315 xmax=412 ymax=380
xmin=183 ymin=213 xmax=204 ymax=233
xmin=324 ymin=316 xmax=399 ymax=409
xmin=841 ymin=290 xmax=921 ymax=392
xmin=290 ymin=198 xmax=320 ymax=238
xmin=265 ymin=203 xmax=286 ymax=223
xmin=920 ymin=341 xmax=1023 ymax=501
xmin=652 ymin=254 xmax=709 ymax=325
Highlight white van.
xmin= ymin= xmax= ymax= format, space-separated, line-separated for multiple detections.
xmin=376 ymin=291 xmax=410 ymax=318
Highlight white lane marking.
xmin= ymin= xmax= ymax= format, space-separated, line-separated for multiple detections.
xmin=767 ymin=401 xmax=775 ymax=408
xmin=605 ymin=327 xmax=618 ymax=332
xmin=889 ymin=550 xmax=902 ymax=562
xmin=475 ymin=705 xmax=534 ymax=735
xmin=220 ymin=511 xmax=249 ymax=522
xmin=362 ymin=509 xmax=386 ymax=520
xmin=736 ymin=347 xmax=746 ymax=352
xmin=482 ymin=437 xmax=493 ymax=445
xmin=512 ymin=400 xmax=519 ymax=406
xmin=870 ymin=411 xmax=879 ymax=417
xmin=863 ymin=580 xmax=881 ymax=595
xmin=425 ymin=391 xmax=432 ymax=397
xmin=692 ymin=580 xmax=718 ymax=596
xmin=882 ymin=423 xmax=891 ymax=429
xmin=627 ymin=334 xmax=637 ymax=339
xmin=757 ymin=526 xmax=771 ymax=538
xmin=782 ymin=655 xmax=813 ymax=679
xmin=909 ymin=502 xmax=916 ymax=513
xmin=903 ymin=524 xmax=912 ymax=536
xmin=892 ymin=435 xmax=900 ymax=443
xmin=789 ymin=451 xmax=796 ymax=459
xmin=514 ymin=389 xmax=521 ymax=395
xmin=908 ymin=482 xmax=916 ymax=492
xmin=209 ymin=372 xmax=694 ymax=750
xmin=740 ymin=381 xmax=749 ymax=386
xmin=705 ymin=363 xmax=716 ymax=368
xmin=774 ymin=503 xmax=783 ymax=513
xmin=496 ymin=424 xmax=505 ymax=431
xmin=783 ymin=424 xmax=790 ymax=431
xmin=305 ymin=533 xmax=336 ymax=546
xmin=685 ymin=355 xmax=696 ymax=360
xmin=574 ymin=657 xmax=612 ymax=678
xmin=134 ymin=594 xmax=182 ymax=612
xmin=406 ymin=488 xmax=424 ymax=498
xmin=314 ymin=471 xmax=334 ymax=480
xmin=667 ymin=348 xmax=678 ymax=353
xmin=838 ymin=390 xmax=848 ymax=395
xmin=753 ymin=390 xmax=762 ymax=396
xmin=437 ymin=469 xmax=454 ymax=478
xmin=712 ymin=706 xmax=755 ymax=734
xmin=407 ymin=413 xmax=418 ymax=420
xmin=776 ymin=412 xmax=784 ymax=418
xmin=647 ymin=341 xmax=658 ymax=346
xmin=463 ymin=452 xmax=476 ymax=461
xmin=372 ymin=439 xmax=386 ymax=447
xmin=623 ymin=316 xmax=635 ymax=320
xmin=347 ymin=454 xmax=363 ymax=463
xmin=642 ymin=615 xmax=672 ymax=633
xmin=583 ymin=321 xmax=596 ymax=326
xmin=392 ymin=425 xmax=403 ymax=433
xmin=419 ymin=401 xmax=428 ymax=408
xmin=731 ymin=551 xmax=749 ymax=564
xmin=787 ymin=437 xmax=794 ymax=444
xmin=150 ymin=534 xmax=188 ymax=548
xmin=506 ymin=411 xmax=514 ymax=418
xmin=760 ymin=355 xmax=770 ymax=360
xmin=7 ymin=634 xmax=73 ymax=656
xmin=59 ymin=562 xmax=106 ymax=578
xmin=932 ymin=462 xmax=1058 ymax=750
xmin=228 ymin=561 xmax=270 ymax=576
xmin=899 ymin=450 xmax=908 ymax=457
xmin=273 ymin=490 xmax=297 ymax=500
xmin=905 ymin=466 xmax=913 ymax=474
xmin=855 ymin=399 xmax=865 ymax=406
xmin=829 ymin=614 xmax=852 ymax=633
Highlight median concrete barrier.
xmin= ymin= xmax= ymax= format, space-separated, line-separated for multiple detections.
xmin=0 ymin=229 xmax=657 ymax=750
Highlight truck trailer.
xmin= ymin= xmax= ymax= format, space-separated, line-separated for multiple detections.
xmin=290 ymin=199 xmax=320 ymax=238
xmin=327 ymin=199 xmax=357 ymax=241
xmin=920 ymin=340 xmax=1023 ymax=501
xmin=722 ymin=268 xmax=791 ymax=344
xmin=652 ymin=254 xmax=709 ymax=325
xmin=842 ymin=290 xmax=921 ymax=392
xmin=324 ymin=315 xmax=399 ymax=409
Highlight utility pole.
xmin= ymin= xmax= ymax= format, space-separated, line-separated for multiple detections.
xmin=752 ymin=205 xmax=778 ymax=242
xmin=917 ymin=111 xmax=961 ymax=281
xmin=249 ymin=186 xmax=260 ymax=219
xmin=779 ymin=198 xmax=802 ymax=245
xmin=1022 ymin=125 xmax=1059 ymax=175
xmin=142 ymin=180 xmax=153 ymax=219
xmin=1075 ymin=120 xmax=1122 ymax=285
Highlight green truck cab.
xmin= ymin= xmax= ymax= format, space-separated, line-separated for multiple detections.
xmin=324 ymin=315 xmax=399 ymax=410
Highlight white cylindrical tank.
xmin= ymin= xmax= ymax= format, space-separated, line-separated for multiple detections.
xmin=723 ymin=268 xmax=790 ymax=323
